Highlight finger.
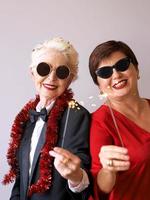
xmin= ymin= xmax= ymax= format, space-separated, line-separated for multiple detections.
xmin=104 ymin=160 xmax=130 ymax=171
xmin=101 ymin=145 xmax=128 ymax=154
xmin=50 ymin=149 xmax=79 ymax=167
xmin=49 ymin=150 xmax=67 ymax=163
xmin=107 ymin=164 xmax=130 ymax=171
xmin=100 ymin=151 xmax=130 ymax=161
xmin=49 ymin=150 xmax=63 ymax=159
xmin=100 ymin=145 xmax=130 ymax=161
xmin=53 ymin=147 xmax=80 ymax=164
xmin=49 ymin=150 xmax=58 ymax=158
xmin=112 ymin=160 xmax=130 ymax=168
xmin=53 ymin=147 xmax=74 ymax=158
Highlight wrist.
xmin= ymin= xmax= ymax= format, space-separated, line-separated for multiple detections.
xmin=68 ymin=169 xmax=89 ymax=193
xmin=68 ymin=168 xmax=83 ymax=187
xmin=97 ymin=168 xmax=117 ymax=193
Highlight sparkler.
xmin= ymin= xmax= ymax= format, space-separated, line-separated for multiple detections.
xmin=61 ymin=90 xmax=124 ymax=147
xmin=99 ymin=88 xmax=124 ymax=147
xmin=106 ymin=96 xmax=124 ymax=147
xmin=61 ymin=100 xmax=80 ymax=147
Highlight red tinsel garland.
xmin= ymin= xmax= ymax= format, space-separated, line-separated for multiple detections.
xmin=3 ymin=89 xmax=73 ymax=196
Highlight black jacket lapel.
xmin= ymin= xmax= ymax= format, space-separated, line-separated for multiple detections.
xmin=29 ymin=123 xmax=47 ymax=184
xmin=19 ymin=121 xmax=35 ymax=199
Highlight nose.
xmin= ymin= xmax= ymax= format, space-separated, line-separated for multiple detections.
xmin=112 ymin=68 xmax=121 ymax=79
xmin=47 ymin=70 xmax=57 ymax=81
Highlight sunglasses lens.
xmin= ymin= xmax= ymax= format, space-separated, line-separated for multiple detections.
xmin=56 ymin=66 xmax=70 ymax=79
xmin=116 ymin=57 xmax=130 ymax=72
xmin=37 ymin=62 xmax=50 ymax=76
xmin=96 ymin=67 xmax=113 ymax=79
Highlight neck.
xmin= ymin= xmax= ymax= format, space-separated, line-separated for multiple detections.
xmin=107 ymin=93 xmax=145 ymax=116
xmin=39 ymin=96 xmax=55 ymax=107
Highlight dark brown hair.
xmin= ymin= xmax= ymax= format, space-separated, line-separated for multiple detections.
xmin=89 ymin=40 xmax=138 ymax=85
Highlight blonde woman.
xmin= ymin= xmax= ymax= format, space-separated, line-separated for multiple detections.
xmin=3 ymin=37 xmax=91 ymax=200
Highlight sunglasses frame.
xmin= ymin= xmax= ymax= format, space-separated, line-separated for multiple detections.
xmin=95 ymin=57 xmax=131 ymax=79
xmin=36 ymin=62 xmax=71 ymax=79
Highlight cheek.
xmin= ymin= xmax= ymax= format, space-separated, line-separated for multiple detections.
xmin=61 ymin=77 xmax=72 ymax=89
xmin=97 ymin=77 xmax=110 ymax=90
xmin=124 ymin=69 xmax=137 ymax=84
xmin=33 ymin=76 xmax=45 ymax=89
xmin=60 ymin=80 xmax=70 ymax=90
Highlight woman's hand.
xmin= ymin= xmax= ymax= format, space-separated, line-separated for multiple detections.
xmin=49 ymin=147 xmax=83 ymax=186
xmin=97 ymin=145 xmax=130 ymax=193
xmin=99 ymin=145 xmax=130 ymax=172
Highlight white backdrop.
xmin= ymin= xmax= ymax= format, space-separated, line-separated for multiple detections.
xmin=1 ymin=0 xmax=150 ymax=198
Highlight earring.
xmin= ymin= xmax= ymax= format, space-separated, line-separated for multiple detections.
xmin=100 ymin=91 xmax=104 ymax=95
xmin=137 ymin=75 xmax=140 ymax=80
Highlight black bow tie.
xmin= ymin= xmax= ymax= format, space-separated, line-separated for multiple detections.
xmin=29 ymin=107 xmax=48 ymax=123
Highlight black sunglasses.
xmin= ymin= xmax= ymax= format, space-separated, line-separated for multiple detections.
xmin=36 ymin=62 xmax=70 ymax=79
xmin=95 ymin=57 xmax=131 ymax=79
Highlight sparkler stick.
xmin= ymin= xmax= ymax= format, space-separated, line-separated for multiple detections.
xmin=61 ymin=100 xmax=80 ymax=147
xmin=61 ymin=107 xmax=70 ymax=148
xmin=98 ymin=88 xmax=124 ymax=147
xmin=106 ymin=97 xmax=124 ymax=147
xmin=80 ymin=90 xmax=125 ymax=147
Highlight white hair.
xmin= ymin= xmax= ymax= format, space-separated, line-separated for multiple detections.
xmin=30 ymin=37 xmax=79 ymax=80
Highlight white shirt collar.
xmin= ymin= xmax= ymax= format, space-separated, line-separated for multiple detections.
xmin=36 ymin=100 xmax=55 ymax=114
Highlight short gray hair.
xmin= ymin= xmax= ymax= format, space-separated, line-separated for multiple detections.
xmin=30 ymin=37 xmax=79 ymax=80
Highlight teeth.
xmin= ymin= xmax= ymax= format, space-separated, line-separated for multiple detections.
xmin=114 ymin=80 xmax=121 ymax=85
xmin=116 ymin=82 xmax=123 ymax=87
xmin=113 ymin=80 xmax=126 ymax=88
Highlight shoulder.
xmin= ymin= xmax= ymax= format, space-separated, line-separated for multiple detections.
xmin=92 ymin=104 xmax=110 ymax=122
xmin=68 ymin=99 xmax=90 ymax=116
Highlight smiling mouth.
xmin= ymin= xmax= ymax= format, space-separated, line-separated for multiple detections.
xmin=113 ymin=79 xmax=127 ymax=89
xmin=43 ymin=83 xmax=58 ymax=90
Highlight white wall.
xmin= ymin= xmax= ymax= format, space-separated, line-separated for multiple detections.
xmin=1 ymin=0 xmax=150 ymax=198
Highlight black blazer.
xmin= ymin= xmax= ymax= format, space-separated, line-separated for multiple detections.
xmin=10 ymin=104 xmax=91 ymax=200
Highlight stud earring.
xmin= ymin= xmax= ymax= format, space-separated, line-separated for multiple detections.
xmin=100 ymin=91 xmax=104 ymax=95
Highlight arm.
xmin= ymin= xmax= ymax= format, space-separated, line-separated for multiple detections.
xmin=90 ymin=117 xmax=130 ymax=194
xmin=50 ymin=105 xmax=91 ymax=199
xmin=97 ymin=168 xmax=117 ymax=193
xmin=97 ymin=145 xmax=129 ymax=193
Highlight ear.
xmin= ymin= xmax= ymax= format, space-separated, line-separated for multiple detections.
xmin=98 ymin=84 xmax=102 ymax=92
xmin=67 ymin=73 xmax=74 ymax=86
xmin=136 ymin=69 xmax=140 ymax=80
xmin=29 ymin=67 xmax=35 ymax=81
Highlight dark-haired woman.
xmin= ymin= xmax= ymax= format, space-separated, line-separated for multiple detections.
xmin=89 ymin=40 xmax=150 ymax=200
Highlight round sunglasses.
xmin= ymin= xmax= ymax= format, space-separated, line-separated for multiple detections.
xmin=36 ymin=62 xmax=70 ymax=79
xmin=95 ymin=57 xmax=131 ymax=79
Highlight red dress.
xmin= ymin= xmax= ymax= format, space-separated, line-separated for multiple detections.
xmin=90 ymin=102 xmax=150 ymax=200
